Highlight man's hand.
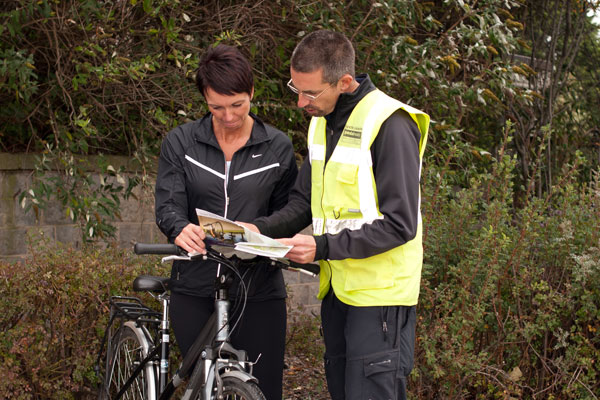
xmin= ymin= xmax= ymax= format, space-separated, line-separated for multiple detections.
xmin=277 ymin=234 xmax=316 ymax=264
xmin=174 ymin=223 xmax=206 ymax=254
xmin=236 ymin=221 xmax=260 ymax=233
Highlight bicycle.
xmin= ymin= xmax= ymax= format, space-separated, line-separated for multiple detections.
xmin=95 ymin=243 xmax=319 ymax=400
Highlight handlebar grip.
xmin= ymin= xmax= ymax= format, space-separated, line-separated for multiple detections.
xmin=289 ymin=261 xmax=320 ymax=275
xmin=134 ymin=243 xmax=182 ymax=255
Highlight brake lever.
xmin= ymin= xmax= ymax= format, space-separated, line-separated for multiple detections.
xmin=290 ymin=267 xmax=317 ymax=277
xmin=161 ymin=250 xmax=208 ymax=263
xmin=270 ymin=258 xmax=318 ymax=278
xmin=161 ymin=255 xmax=191 ymax=262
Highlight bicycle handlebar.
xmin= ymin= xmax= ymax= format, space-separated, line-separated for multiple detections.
xmin=133 ymin=243 xmax=320 ymax=276
xmin=134 ymin=243 xmax=184 ymax=255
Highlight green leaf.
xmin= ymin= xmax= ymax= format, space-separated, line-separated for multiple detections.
xmin=143 ymin=0 xmax=152 ymax=14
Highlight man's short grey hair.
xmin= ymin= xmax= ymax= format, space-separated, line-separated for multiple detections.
xmin=291 ymin=30 xmax=355 ymax=84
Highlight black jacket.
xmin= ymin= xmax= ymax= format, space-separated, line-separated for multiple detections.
xmin=155 ymin=112 xmax=298 ymax=298
xmin=254 ymin=74 xmax=422 ymax=261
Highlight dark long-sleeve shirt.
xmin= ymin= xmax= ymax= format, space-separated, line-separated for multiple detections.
xmin=254 ymin=74 xmax=421 ymax=261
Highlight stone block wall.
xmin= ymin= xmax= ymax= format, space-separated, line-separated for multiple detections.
xmin=0 ymin=153 xmax=163 ymax=261
xmin=0 ymin=153 xmax=320 ymax=313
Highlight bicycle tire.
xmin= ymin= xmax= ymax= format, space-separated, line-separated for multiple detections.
xmin=100 ymin=321 xmax=157 ymax=400
xmin=217 ymin=377 xmax=266 ymax=400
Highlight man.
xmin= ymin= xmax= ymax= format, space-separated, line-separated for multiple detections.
xmin=247 ymin=30 xmax=429 ymax=399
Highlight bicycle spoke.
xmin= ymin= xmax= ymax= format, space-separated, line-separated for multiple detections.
xmin=103 ymin=324 xmax=154 ymax=400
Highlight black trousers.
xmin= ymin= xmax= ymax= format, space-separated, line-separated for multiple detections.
xmin=321 ymin=290 xmax=416 ymax=400
xmin=170 ymin=293 xmax=287 ymax=400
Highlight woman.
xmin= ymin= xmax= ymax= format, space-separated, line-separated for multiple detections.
xmin=154 ymin=44 xmax=298 ymax=400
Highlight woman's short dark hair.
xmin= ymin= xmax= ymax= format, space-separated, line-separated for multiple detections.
xmin=195 ymin=44 xmax=254 ymax=97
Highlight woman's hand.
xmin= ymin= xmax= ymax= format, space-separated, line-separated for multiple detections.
xmin=174 ymin=223 xmax=207 ymax=254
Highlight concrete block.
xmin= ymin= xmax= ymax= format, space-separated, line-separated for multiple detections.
xmin=283 ymin=269 xmax=300 ymax=285
xmin=288 ymin=303 xmax=320 ymax=316
xmin=132 ymin=185 xmax=156 ymax=221
xmin=141 ymin=201 xmax=156 ymax=221
xmin=118 ymin=183 xmax=154 ymax=223
xmin=0 ymin=171 xmax=38 ymax=226
xmin=288 ymin=282 xmax=320 ymax=307
xmin=119 ymin=196 xmax=144 ymax=222
xmin=0 ymin=196 xmax=15 ymax=226
xmin=11 ymin=170 xmax=35 ymax=194
xmin=300 ymin=269 xmax=319 ymax=284
xmin=150 ymin=224 xmax=167 ymax=243
xmin=0 ymin=228 xmax=29 ymax=255
xmin=117 ymin=222 xmax=154 ymax=248
xmin=287 ymin=283 xmax=315 ymax=310
xmin=42 ymin=201 xmax=71 ymax=225
xmin=305 ymin=283 xmax=321 ymax=306
xmin=0 ymin=226 xmax=54 ymax=255
xmin=12 ymin=198 xmax=40 ymax=226
xmin=55 ymin=224 xmax=82 ymax=248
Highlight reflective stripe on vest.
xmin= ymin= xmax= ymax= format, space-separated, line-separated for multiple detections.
xmin=307 ymin=89 xmax=430 ymax=306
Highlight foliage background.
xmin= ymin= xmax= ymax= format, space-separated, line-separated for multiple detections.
xmin=1 ymin=0 xmax=600 ymax=398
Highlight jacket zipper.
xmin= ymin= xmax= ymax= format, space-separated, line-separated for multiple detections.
xmin=223 ymin=156 xmax=229 ymax=218
xmin=201 ymin=128 xmax=230 ymax=218
xmin=321 ymin=128 xmax=331 ymax=231
xmin=323 ymin=128 xmax=333 ymax=285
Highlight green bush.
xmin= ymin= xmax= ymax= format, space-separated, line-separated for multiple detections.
xmin=415 ymin=130 xmax=600 ymax=398
xmin=0 ymin=238 xmax=167 ymax=399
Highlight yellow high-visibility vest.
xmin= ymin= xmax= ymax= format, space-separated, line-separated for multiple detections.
xmin=308 ymin=89 xmax=429 ymax=306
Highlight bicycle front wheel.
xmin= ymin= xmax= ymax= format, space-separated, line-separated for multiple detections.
xmin=219 ymin=377 xmax=266 ymax=400
xmin=101 ymin=321 xmax=157 ymax=400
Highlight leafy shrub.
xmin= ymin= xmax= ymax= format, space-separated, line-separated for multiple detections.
xmin=0 ymin=237 xmax=167 ymax=399
xmin=416 ymin=128 xmax=600 ymax=399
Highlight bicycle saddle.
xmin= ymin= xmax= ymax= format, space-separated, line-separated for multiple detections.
xmin=133 ymin=275 xmax=171 ymax=293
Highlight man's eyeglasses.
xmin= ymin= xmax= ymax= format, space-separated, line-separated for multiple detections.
xmin=287 ymin=78 xmax=334 ymax=101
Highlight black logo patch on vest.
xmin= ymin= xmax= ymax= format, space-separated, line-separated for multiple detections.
xmin=340 ymin=126 xmax=362 ymax=146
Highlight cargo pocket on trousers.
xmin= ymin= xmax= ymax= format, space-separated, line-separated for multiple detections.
xmin=362 ymin=350 xmax=399 ymax=400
